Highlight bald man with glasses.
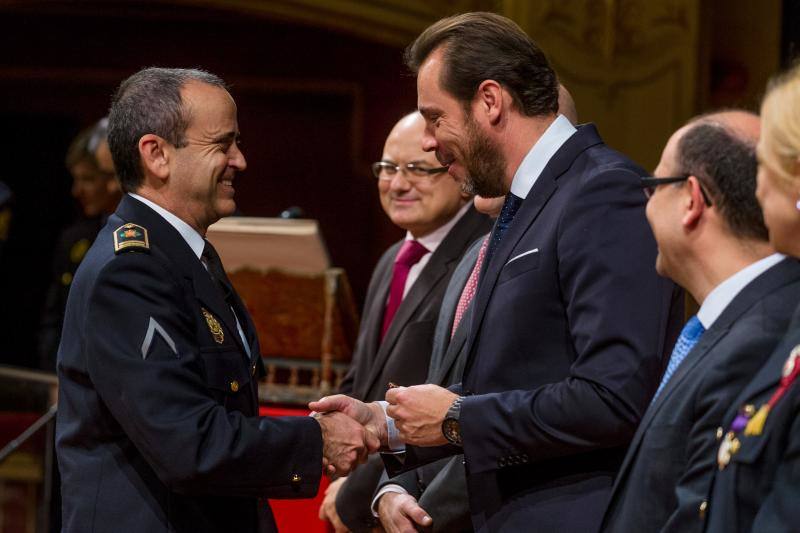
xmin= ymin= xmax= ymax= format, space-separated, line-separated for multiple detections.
xmin=319 ymin=112 xmax=491 ymax=532
xmin=600 ymin=111 xmax=800 ymax=533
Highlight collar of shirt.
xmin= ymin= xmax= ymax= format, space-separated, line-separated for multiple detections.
xmin=405 ymin=201 xmax=471 ymax=253
xmin=698 ymin=253 xmax=786 ymax=329
xmin=128 ymin=193 xmax=206 ymax=260
xmin=510 ymin=114 xmax=577 ymax=199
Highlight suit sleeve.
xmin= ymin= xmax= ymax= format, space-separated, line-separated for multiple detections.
xmin=84 ymin=251 xmax=323 ymax=498
xmin=661 ymin=316 xmax=792 ymax=533
xmin=460 ymin=166 xmax=673 ymax=472
xmin=749 ymin=401 xmax=800 ymax=532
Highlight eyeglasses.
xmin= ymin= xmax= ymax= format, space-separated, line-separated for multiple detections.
xmin=371 ymin=161 xmax=448 ymax=182
xmin=640 ymin=175 xmax=713 ymax=206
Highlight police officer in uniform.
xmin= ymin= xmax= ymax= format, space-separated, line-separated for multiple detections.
xmin=56 ymin=67 xmax=375 ymax=533
xmin=703 ymin=65 xmax=800 ymax=532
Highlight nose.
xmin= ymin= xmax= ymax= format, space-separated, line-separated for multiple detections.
xmin=388 ymin=169 xmax=412 ymax=193
xmin=421 ymin=126 xmax=437 ymax=153
xmin=230 ymin=142 xmax=247 ymax=171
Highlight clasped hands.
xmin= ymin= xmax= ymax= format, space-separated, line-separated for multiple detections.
xmin=310 ymin=384 xmax=458 ymax=475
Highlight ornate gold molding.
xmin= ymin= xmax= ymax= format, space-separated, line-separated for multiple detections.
xmin=174 ymin=0 xmax=495 ymax=47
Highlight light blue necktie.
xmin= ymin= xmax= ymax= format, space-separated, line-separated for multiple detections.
xmin=652 ymin=315 xmax=705 ymax=401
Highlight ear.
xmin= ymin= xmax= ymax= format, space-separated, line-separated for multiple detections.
xmin=474 ymin=80 xmax=504 ymax=126
xmin=138 ymin=134 xmax=171 ymax=181
xmin=681 ymin=176 xmax=706 ymax=229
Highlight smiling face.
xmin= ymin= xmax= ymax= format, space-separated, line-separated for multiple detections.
xmin=168 ymin=81 xmax=246 ymax=232
xmin=379 ymin=113 xmax=468 ymax=237
xmin=417 ymin=47 xmax=507 ymax=198
xmin=646 ymin=126 xmax=689 ymax=280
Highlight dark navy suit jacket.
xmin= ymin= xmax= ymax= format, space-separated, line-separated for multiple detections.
xmin=56 ymin=195 xmax=323 ymax=533
xmin=387 ymin=124 xmax=683 ymax=532
xmin=601 ymin=258 xmax=800 ymax=533
xmin=704 ymin=303 xmax=800 ymax=533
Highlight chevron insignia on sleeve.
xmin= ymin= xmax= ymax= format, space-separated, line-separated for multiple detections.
xmin=141 ymin=317 xmax=178 ymax=359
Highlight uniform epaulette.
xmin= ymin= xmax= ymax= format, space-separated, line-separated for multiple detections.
xmin=113 ymin=223 xmax=150 ymax=254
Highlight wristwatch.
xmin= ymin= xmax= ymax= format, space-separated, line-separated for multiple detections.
xmin=442 ymin=396 xmax=464 ymax=446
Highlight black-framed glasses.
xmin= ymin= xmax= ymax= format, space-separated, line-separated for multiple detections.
xmin=371 ymin=161 xmax=448 ymax=182
xmin=640 ymin=175 xmax=713 ymax=206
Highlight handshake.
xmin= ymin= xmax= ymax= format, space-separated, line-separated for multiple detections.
xmin=309 ymin=384 xmax=460 ymax=475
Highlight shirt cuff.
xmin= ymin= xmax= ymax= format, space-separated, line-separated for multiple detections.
xmin=370 ymin=483 xmax=409 ymax=518
xmin=377 ymin=400 xmax=405 ymax=451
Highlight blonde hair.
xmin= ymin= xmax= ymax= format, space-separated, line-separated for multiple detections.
xmin=760 ymin=64 xmax=800 ymax=187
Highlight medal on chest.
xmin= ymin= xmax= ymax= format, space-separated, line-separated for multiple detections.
xmin=202 ymin=307 xmax=225 ymax=344
xmin=717 ymin=344 xmax=800 ymax=470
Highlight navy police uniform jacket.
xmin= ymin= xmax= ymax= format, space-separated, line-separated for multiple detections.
xmin=56 ymin=195 xmax=323 ymax=533
xmin=704 ymin=305 xmax=800 ymax=532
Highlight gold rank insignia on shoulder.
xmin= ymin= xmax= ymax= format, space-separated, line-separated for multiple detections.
xmin=202 ymin=307 xmax=224 ymax=344
xmin=113 ymin=223 xmax=149 ymax=254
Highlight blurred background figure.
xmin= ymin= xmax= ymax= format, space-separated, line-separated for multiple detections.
xmin=37 ymin=118 xmax=121 ymax=371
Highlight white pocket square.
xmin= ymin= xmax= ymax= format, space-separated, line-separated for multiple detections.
xmin=505 ymin=248 xmax=539 ymax=266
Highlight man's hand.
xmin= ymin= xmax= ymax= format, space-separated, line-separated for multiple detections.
xmin=318 ymin=476 xmax=348 ymax=533
xmin=316 ymin=411 xmax=380 ymax=476
xmin=377 ymin=491 xmax=432 ymax=533
xmin=385 ymin=384 xmax=456 ymax=446
xmin=310 ymin=395 xmax=389 ymax=448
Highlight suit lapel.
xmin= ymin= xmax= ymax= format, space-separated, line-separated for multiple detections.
xmin=360 ymin=250 xmax=452 ymax=398
xmin=464 ymin=125 xmax=605 ymax=379
xmin=432 ymin=314 xmax=470 ymax=385
xmin=609 ymin=258 xmax=800 ymax=505
xmin=360 ymin=207 xmax=489 ymax=399
xmin=722 ymin=324 xmax=800 ymax=424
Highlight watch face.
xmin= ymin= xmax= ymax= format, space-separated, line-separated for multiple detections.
xmin=443 ymin=418 xmax=461 ymax=445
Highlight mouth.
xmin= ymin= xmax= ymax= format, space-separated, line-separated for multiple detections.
xmin=219 ymin=175 xmax=235 ymax=193
xmin=436 ymin=150 xmax=455 ymax=167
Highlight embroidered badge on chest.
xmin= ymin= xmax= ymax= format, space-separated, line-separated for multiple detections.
xmin=202 ymin=307 xmax=224 ymax=344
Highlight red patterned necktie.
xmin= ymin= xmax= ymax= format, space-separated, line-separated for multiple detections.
xmin=451 ymin=236 xmax=489 ymax=338
xmin=381 ymin=240 xmax=430 ymax=339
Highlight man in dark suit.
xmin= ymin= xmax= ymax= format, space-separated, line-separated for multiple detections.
xmin=56 ymin=67 xmax=375 ymax=533
xmin=319 ymin=111 xmax=491 ymax=531
xmin=312 ymin=12 xmax=682 ymax=532
xmin=599 ymin=111 xmax=800 ymax=532
xmin=374 ymin=88 xmax=579 ymax=533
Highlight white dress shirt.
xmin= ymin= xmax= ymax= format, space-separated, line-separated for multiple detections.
xmin=697 ymin=253 xmax=786 ymax=329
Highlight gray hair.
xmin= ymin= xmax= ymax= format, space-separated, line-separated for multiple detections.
xmin=107 ymin=67 xmax=227 ymax=192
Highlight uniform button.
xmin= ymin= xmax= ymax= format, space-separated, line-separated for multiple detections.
xmin=744 ymin=404 xmax=756 ymax=416
xmin=230 ymin=380 xmax=240 ymax=392
xmin=716 ymin=427 xmax=723 ymax=440
xmin=251 ymin=364 xmax=256 ymax=376
xmin=291 ymin=474 xmax=301 ymax=484
xmin=699 ymin=500 xmax=708 ymax=519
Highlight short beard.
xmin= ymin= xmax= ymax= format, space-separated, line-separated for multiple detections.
xmin=461 ymin=113 xmax=507 ymax=198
